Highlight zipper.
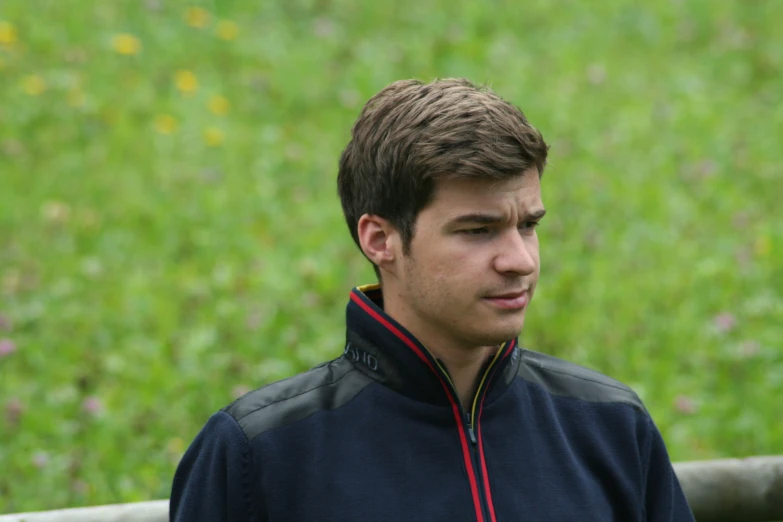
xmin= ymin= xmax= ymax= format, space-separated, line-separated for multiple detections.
xmin=465 ymin=412 xmax=478 ymax=444
xmin=465 ymin=412 xmax=491 ymax=522
xmin=349 ymin=289 xmax=510 ymax=522
xmin=434 ymin=343 xmax=510 ymax=522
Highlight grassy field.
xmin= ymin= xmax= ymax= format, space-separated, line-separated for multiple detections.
xmin=1 ymin=0 xmax=781 ymax=514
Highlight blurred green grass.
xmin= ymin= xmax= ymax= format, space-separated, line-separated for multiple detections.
xmin=1 ymin=0 xmax=781 ymax=513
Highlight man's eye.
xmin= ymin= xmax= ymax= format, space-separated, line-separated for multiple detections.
xmin=520 ymin=221 xmax=540 ymax=230
xmin=461 ymin=227 xmax=489 ymax=235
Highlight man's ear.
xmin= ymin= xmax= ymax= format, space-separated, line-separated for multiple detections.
xmin=357 ymin=214 xmax=399 ymax=273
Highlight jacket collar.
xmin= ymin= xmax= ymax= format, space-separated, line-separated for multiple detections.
xmin=344 ymin=284 xmax=522 ymax=410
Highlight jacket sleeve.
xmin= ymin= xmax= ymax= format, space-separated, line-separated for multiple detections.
xmin=170 ymin=411 xmax=264 ymax=522
xmin=642 ymin=416 xmax=695 ymax=522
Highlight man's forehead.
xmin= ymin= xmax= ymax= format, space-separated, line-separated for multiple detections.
xmin=429 ymin=173 xmax=542 ymax=211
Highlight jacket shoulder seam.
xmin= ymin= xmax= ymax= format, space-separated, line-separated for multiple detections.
xmin=234 ymin=366 xmax=359 ymax=423
xmin=535 ymin=365 xmax=635 ymax=395
xmin=518 ymin=350 xmax=645 ymax=411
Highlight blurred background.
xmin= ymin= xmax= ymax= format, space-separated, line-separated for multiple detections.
xmin=1 ymin=0 xmax=781 ymax=514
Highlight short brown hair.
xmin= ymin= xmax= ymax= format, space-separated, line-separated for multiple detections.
xmin=337 ymin=78 xmax=549 ymax=278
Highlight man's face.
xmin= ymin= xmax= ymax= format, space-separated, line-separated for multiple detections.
xmin=393 ymin=169 xmax=543 ymax=350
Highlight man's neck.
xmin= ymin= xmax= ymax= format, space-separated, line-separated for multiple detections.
xmin=379 ymin=283 xmax=498 ymax=408
xmin=428 ymin=343 xmax=496 ymax=408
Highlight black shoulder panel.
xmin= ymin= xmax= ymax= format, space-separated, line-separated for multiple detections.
xmin=223 ymin=357 xmax=373 ymax=441
xmin=517 ymin=349 xmax=647 ymax=413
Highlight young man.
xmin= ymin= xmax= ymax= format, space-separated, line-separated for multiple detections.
xmin=170 ymin=78 xmax=695 ymax=521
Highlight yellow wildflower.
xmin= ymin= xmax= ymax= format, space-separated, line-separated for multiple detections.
xmin=112 ymin=33 xmax=142 ymax=55
xmin=184 ymin=7 xmax=211 ymax=28
xmin=203 ymin=127 xmax=224 ymax=147
xmin=67 ymin=90 xmax=85 ymax=107
xmin=0 ymin=21 xmax=18 ymax=46
xmin=216 ymin=20 xmax=239 ymax=41
xmin=174 ymin=70 xmax=198 ymax=95
xmin=101 ymin=106 xmax=120 ymax=126
xmin=21 ymin=75 xmax=46 ymax=96
xmin=208 ymin=95 xmax=230 ymax=116
xmin=754 ymin=235 xmax=771 ymax=257
xmin=154 ymin=114 xmax=178 ymax=135
xmin=78 ymin=209 xmax=101 ymax=229
xmin=41 ymin=200 xmax=71 ymax=224
xmin=167 ymin=437 xmax=185 ymax=454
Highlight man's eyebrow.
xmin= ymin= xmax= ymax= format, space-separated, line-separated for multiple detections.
xmin=447 ymin=209 xmax=547 ymax=226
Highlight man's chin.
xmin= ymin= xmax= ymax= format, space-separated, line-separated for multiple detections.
xmin=473 ymin=319 xmax=525 ymax=347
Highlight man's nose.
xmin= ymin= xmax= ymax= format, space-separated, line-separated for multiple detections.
xmin=493 ymin=230 xmax=537 ymax=276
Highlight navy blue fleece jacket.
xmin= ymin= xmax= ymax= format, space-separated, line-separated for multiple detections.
xmin=170 ymin=285 xmax=694 ymax=521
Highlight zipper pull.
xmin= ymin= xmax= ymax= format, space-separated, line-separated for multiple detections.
xmin=465 ymin=413 xmax=477 ymax=445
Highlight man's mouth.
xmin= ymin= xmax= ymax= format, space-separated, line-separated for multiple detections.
xmin=483 ymin=291 xmax=529 ymax=310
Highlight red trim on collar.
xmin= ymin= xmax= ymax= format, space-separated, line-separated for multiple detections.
xmin=349 ymin=289 xmax=486 ymax=522
xmin=476 ymin=338 xmax=515 ymax=522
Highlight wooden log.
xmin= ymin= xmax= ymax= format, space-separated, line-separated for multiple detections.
xmin=0 ymin=501 xmax=168 ymax=522
xmin=1 ymin=456 xmax=781 ymax=521
xmin=673 ymin=456 xmax=783 ymax=522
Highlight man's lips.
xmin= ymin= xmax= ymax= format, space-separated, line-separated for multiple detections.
xmin=483 ymin=291 xmax=529 ymax=310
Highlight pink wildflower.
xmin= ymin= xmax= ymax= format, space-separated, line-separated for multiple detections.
xmin=0 ymin=338 xmax=16 ymax=357
xmin=5 ymin=398 xmax=24 ymax=426
xmin=232 ymin=385 xmax=251 ymax=399
xmin=738 ymin=340 xmax=760 ymax=358
xmin=32 ymin=451 xmax=49 ymax=469
xmin=713 ymin=312 xmax=737 ymax=334
xmin=82 ymin=396 xmax=103 ymax=416
xmin=674 ymin=395 xmax=697 ymax=415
